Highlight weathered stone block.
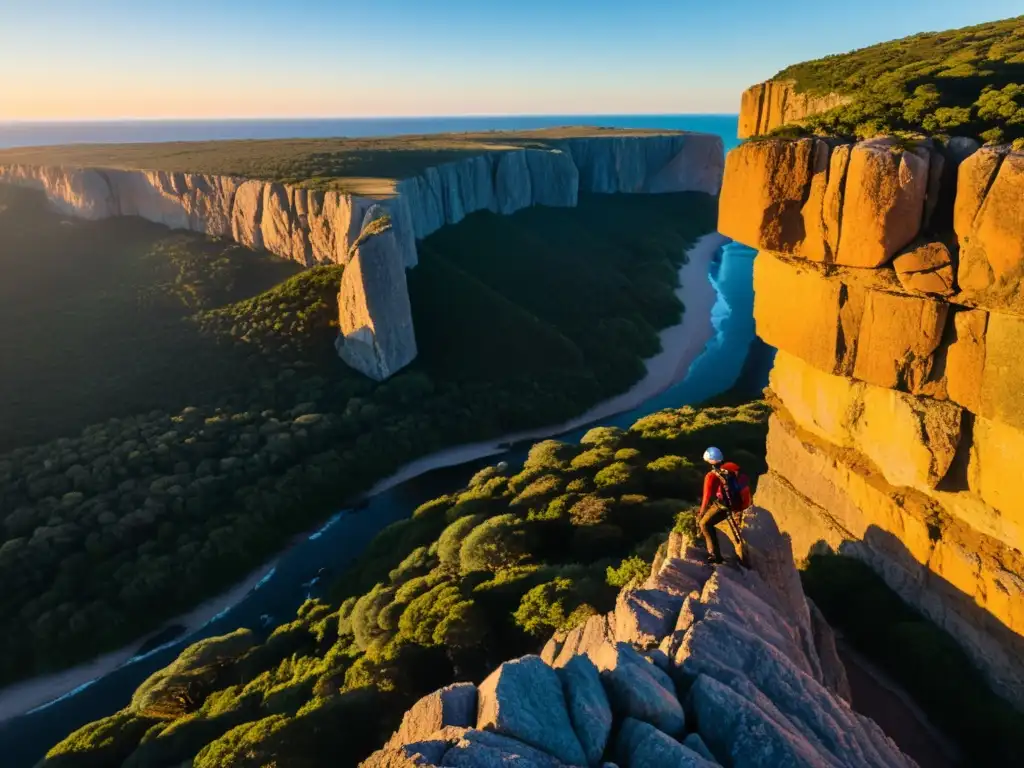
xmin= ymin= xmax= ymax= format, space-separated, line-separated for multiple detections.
xmin=835 ymin=139 xmax=930 ymax=267
xmin=956 ymin=149 xmax=1024 ymax=313
xmin=892 ymin=241 xmax=955 ymax=296
xmin=770 ymin=350 xmax=962 ymax=491
xmin=718 ymin=138 xmax=817 ymax=252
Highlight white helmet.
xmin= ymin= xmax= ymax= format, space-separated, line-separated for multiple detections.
xmin=703 ymin=446 xmax=724 ymax=464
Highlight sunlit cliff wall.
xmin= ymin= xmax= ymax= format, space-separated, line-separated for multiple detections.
xmin=719 ymin=135 xmax=1024 ymax=708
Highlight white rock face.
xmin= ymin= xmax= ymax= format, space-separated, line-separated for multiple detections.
xmin=0 ymin=132 xmax=725 ymax=380
xmin=336 ymin=206 xmax=418 ymax=381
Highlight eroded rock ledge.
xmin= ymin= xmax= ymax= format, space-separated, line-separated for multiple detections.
xmin=0 ymin=133 xmax=724 ymax=380
xmin=363 ymin=511 xmax=915 ymax=768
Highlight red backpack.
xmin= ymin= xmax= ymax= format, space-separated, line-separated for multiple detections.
xmin=715 ymin=462 xmax=751 ymax=511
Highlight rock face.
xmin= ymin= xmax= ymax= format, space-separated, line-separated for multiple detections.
xmin=0 ymin=132 xmax=724 ymax=380
xmin=476 ymin=655 xmax=588 ymax=766
xmin=720 ymin=137 xmax=932 ymax=268
xmin=738 ymin=79 xmax=850 ymax=138
xmin=336 ymin=207 xmax=418 ymax=381
xmin=365 ymin=516 xmax=912 ymax=768
xmin=720 ymin=133 xmax=1024 ymax=708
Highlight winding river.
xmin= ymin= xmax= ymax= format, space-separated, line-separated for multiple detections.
xmin=0 ymin=239 xmax=764 ymax=766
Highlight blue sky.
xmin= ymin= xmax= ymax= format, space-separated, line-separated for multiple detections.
xmin=1 ymin=1 xmax=1019 ymax=119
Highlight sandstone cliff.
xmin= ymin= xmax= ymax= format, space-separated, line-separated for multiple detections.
xmin=364 ymin=511 xmax=914 ymax=768
xmin=0 ymin=132 xmax=724 ymax=380
xmin=720 ymin=136 xmax=1024 ymax=708
xmin=737 ymin=80 xmax=849 ymax=139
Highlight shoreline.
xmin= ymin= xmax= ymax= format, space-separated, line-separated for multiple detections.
xmin=0 ymin=231 xmax=728 ymax=723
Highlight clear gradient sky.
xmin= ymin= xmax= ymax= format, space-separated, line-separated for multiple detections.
xmin=1 ymin=1 xmax=1020 ymax=121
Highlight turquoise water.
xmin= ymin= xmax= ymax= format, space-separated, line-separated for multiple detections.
xmin=0 ymin=114 xmax=740 ymax=151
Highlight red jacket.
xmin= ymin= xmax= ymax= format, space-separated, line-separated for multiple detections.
xmin=700 ymin=462 xmax=751 ymax=514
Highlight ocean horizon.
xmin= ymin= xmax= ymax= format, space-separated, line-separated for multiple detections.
xmin=0 ymin=114 xmax=741 ymax=151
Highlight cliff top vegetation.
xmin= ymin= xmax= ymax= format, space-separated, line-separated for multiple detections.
xmin=0 ymin=127 xmax=687 ymax=196
xmin=769 ymin=15 xmax=1024 ymax=142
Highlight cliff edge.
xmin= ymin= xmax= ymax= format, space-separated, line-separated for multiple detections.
xmin=719 ymin=135 xmax=1024 ymax=708
xmin=364 ymin=509 xmax=914 ymax=768
xmin=737 ymin=80 xmax=849 ymax=139
xmin=0 ymin=131 xmax=724 ymax=380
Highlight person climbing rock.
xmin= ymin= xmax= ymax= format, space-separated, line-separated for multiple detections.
xmin=697 ymin=446 xmax=751 ymax=565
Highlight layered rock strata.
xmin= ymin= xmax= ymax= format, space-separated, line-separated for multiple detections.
xmin=363 ymin=513 xmax=915 ymax=768
xmin=720 ymin=136 xmax=1024 ymax=708
xmin=0 ymin=133 xmax=724 ymax=379
xmin=737 ymin=80 xmax=850 ymax=139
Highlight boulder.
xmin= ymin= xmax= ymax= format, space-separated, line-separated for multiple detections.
xmin=388 ymin=683 xmax=477 ymax=749
xmin=956 ymin=150 xmax=1024 ymax=311
xmin=616 ymin=718 xmax=718 ymax=768
xmin=475 ymin=655 xmax=587 ymax=766
xmin=718 ymin=139 xmax=817 ymax=252
xmin=336 ymin=206 xmax=418 ymax=381
xmin=611 ymin=587 xmax=684 ymax=648
xmin=589 ymin=641 xmax=685 ymax=737
xmin=441 ymin=729 xmax=566 ymax=768
xmin=556 ymin=655 xmax=612 ymax=766
xmin=892 ymin=241 xmax=955 ymax=296
xmin=835 ymin=139 xmax=930 ymax=267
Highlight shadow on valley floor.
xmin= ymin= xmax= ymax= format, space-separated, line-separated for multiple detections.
xmin=801 ymin=528 xmax=1024 ymax=766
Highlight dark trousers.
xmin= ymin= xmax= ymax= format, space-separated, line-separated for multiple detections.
xmin=698 ymin=503 xmax=732 ymax=559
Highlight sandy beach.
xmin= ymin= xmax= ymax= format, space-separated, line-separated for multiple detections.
xmin=0 ymin=231 xmax=728 ymax=723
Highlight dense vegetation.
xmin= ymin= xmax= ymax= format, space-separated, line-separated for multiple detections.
xmin=770 ymin=15 xmax=1024 ymax=143
xmin=38 ymin=402 xmax=771 ymax=768
xmin=0 ymin=127 xmax=679 ymax=195
xmin=802 ymin=554 xmax=1024 ymax=764
xmin=0 ymin=185 xmax=717 ymax=687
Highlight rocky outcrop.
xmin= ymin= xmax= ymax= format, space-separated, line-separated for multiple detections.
xmin=738 ymin=79 xmax=850 ymax=138
xmin=365 ymin=514 xmax=912 ymax=767
xmin=0 ymin=131 xmax=724 ymax=380
xmin=720 ymin=134 xmax=1024 ymax=708
xmin=336 ymin=207 xmax=418 ymax=381
xmin=719 ymin=137 xmax=933 ymax=268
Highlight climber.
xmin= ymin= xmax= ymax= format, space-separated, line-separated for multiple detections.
xmin=697 ymin=446 xmax=752 ymax=565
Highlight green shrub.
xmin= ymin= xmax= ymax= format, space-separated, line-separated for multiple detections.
xmin=606 ymin=556 xmax=650 ymax=588
xmin=594 ymin=461 xmax=640 ymax=492
xmin=436 ymin=514 xmax=486 ymax=568
xmin=568 ymin=496 xmax=613 ymax=527
xmin=459 ymin=514 xmax=530 ymax=574
xmin=570 ymin=446 xmax=615 ymax=471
